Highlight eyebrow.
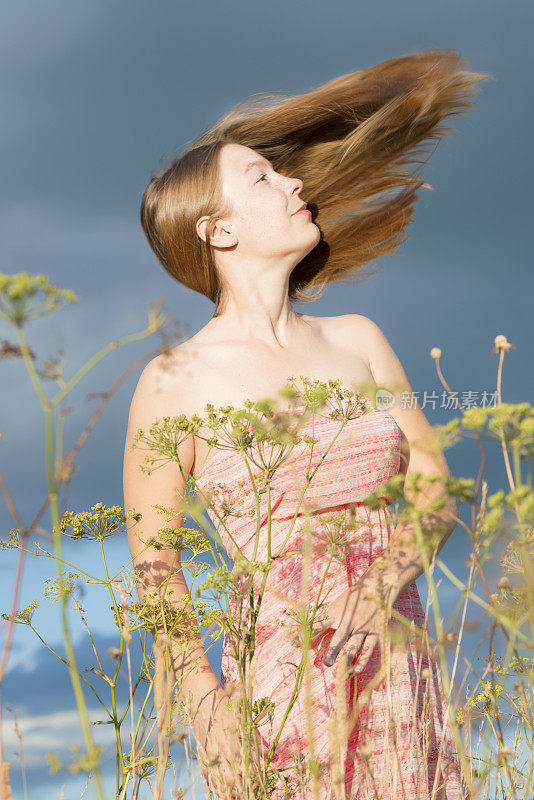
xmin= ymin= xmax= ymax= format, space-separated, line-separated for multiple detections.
xmin=244 ymin=158 xmax=272 ymax=174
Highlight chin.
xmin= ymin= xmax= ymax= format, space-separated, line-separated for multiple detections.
xmin=309 ymin=221 xmax=322 ymax=240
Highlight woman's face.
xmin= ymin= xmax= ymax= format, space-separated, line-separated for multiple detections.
xmin=213 ymin=142 xmax=320 ymax=262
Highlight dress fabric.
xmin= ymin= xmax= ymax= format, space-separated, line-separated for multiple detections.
xmin=194 ymin=398 xmax=468 ymax=799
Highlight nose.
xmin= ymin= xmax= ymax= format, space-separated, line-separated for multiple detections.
xmin=289 ymin=176 xmax=304 ymax=197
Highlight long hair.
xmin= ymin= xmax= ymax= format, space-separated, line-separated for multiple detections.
xmin=140 ymin=49 xmax=492 ymax=316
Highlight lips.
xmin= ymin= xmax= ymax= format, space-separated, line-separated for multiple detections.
xmin=292 ymin=202 xmax=307 ymax=215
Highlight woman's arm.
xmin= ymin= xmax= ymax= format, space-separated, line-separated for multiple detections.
xmin=316 ymin=316 xmax=459 ymax=668
xmin=123 ymin=358 xmax=221 ymax=724
xmin=354 ymin=315 xmax=459 ymax=606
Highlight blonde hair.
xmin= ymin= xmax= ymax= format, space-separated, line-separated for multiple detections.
xmin=140 ymin=49 xmax=491 ymax=316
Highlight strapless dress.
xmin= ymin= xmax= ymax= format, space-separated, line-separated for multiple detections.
xmin=194 ymin=396 xmax=468 ymax=799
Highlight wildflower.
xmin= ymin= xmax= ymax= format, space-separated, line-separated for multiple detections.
xmin=1 ymin=600 xmax=39 ymax=625
xmin=45 ymin=752 xmax=62 ymax=775
xmin=430 ymin=347 xmax=442 ymax=359
xmin=147 ymin=524 xmax=210 ymax=555
xmin=0 ymin=272 xmax=78 ymax=325
xmin=44 ymin=572 xmax=79 ymax=603
xmin=0 ymin=530 xmax=20 ymax=551
xmin=493 ymin=334 xmax=514 ymax=354
xmin=132 ymin=414 xmax=201 ymax=476
xmin=53 ymin=503 xmax=133 ymax=541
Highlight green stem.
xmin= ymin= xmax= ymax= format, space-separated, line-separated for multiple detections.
xmin=512 ymin=445 xmax=522 ymax=488
xmin=50 ymin=325 xmax=160 ymax=408
xmin=27 ymin=626 xmax=109 ymax=712
xmin=98 ymin=537 xmax=127 ymax=793
xmin=17 ymin=323 xmax=107 ymax=800
xmin=20 ymin=542 xmax=107 ymax=584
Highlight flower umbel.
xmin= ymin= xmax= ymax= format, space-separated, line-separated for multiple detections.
xmin=54 ymin=503 xmax=138 ymax=541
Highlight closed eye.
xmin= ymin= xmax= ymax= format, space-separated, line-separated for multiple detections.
xmin=256 ymin=173 xmax=267 ymax=183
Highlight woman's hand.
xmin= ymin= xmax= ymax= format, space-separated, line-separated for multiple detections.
xmin=194 ymin=684 xmax=277 ymax=798
xmin=308 ymin=579 xmax=387 ymax=671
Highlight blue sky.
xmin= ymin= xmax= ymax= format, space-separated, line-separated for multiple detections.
xmin=1 ymin=0 xmax=532 ymax=797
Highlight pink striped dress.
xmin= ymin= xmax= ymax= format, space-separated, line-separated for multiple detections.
xmin=194 ymin=396 xmax=468 ymax=799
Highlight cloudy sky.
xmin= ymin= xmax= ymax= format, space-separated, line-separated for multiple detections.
xmin=1 ymin=0 xmax=532 ymax=797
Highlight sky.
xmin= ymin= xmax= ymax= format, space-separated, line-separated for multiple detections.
xmin=1 ymin=0 xmax=532 ymax=798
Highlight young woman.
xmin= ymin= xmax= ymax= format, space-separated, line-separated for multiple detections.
xmin=124 ymin=49 xmax=489 ymax=798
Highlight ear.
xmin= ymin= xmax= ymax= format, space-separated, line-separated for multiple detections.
xmin=196 ymin=215 xmax=237 ymax=248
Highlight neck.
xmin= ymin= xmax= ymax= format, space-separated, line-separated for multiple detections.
xmin=211 ymin=268 xmax=305 ymax=349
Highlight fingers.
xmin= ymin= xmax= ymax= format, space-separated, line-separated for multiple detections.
xmin=201 ymin=750 xmax=243 ymax=797
xmin=321 ymin=602 xmax=365 ymax=666
xmin=321 ymin=598 xmax=377 ymax=667
xmin=323 ymin=630 xmax=377 ymax=668
xmin=220 ymin=764 xmax=242 ymax=798
xmin=205 ymin=738 xmax=278 ymax=799
xmin=323 ymin=625 xmax=358 ymax=667
xmin=203 ymin=767 xmax=233 ymax=799
xmin=347 ymin=634 xmax=378 ymax=672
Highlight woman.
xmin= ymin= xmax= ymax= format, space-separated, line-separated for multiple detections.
xmin=124 ymin=49 xmax=489 ymax=798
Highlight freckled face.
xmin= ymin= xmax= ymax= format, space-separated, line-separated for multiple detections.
xmin=218 ymin=143 xmax=320 ymax=260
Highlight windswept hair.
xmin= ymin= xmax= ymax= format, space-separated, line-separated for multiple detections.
xmin=140 ymin=49 xmax=492 ymax=315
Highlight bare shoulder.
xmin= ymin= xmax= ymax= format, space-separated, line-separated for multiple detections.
xmin=334 ymin=313 xmax=414 ymax=411
xmin=313 ymin=313 xmax=381 ymax=372
xmin=334 ymin=314 xmax=454 ymax=481
xmin=323 ymin=314 xmax=402 ymax=382
xmin=128 ymin=343 xmax=196 ymax=427
xmin=324 ymin=312 xmax=382 ymax=341
xmin=125 ymin=345 xmax=196 ymax=474
xmin=144 ymin=341 xmax=198 ymax=397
